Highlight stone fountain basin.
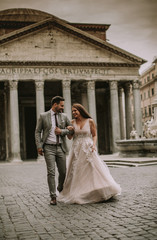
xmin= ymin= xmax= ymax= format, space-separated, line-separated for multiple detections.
xmin=116 ymin=138 xmax=157 ymax=157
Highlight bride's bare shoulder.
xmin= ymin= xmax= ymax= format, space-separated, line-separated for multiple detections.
xmin=89 ymin=118 xmax=96 ymax=128
xmin=89 ymin=118 xmax=94 ymax=124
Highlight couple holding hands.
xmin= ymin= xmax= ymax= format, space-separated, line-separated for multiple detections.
xmin=35 ymin=96 xmax=121 ymax=205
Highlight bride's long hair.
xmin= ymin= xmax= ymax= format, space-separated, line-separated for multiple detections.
xmin=72 ymin=103 xmax=92 ymax=119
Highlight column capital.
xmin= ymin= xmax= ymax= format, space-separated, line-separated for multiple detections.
xmin=35 ymin=80 xmax=44 ymax=90
xmin=62 ymin=80 xmax=71 ymax=89
xmin=87 ymin=80 xmax=95 ymax=90
xmin=132 ymin=80 xmax=140 ymax=90
xmin=118 ymin=87 xmax=124 ymax=97
xmin=9 ymin=80 xmax=18 ymax=90
xmin=109 ymin=81 xmax=118 ymax=90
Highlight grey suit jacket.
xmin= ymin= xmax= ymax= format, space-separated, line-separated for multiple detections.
xmin=35 ymin=110 xmax=72 ymax=153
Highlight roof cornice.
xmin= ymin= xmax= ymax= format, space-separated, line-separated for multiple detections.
xmin=0 ymin=17 xmax=53 ymax=45
xmin=54 ymin=19 xmax=146 ymax=64
xmin=0 ymin=61 xmax=139 ymax=67
xmin=70 ymin=23 xmax=110 ymax=31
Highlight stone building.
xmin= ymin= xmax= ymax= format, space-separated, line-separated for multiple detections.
xmin=140 ymin=59 xmax=157 ymax=125
xmin=0 ymin=8 xmax=146 ymax=162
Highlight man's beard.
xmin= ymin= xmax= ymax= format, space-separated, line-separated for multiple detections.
xmin=58 ymin=109 xmax=63 ymax=113
xmin=56 ymin=107 xmax=63 ymax=113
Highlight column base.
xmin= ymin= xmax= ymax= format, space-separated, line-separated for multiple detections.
xmin=10 ymin=158 xmax=23 ymax=163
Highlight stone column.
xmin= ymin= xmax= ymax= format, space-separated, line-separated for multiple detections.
xmin=35 ymin=80 xmax=45 ymax=120
xmin=35 ymin=80 xmax=45 ymax=161
xmin=9 ymin=80 xmax=22 ymax=162
xmin=110 ymin=81 xmax=120 ymax=152
xmin=118 ymin=87 xmax=126 ymax=139
xmin=87 ymin=80 xmax=97 ymax=125
xmin=124 ymin=82 xmax=133 ymax=139
xmin=4 ymin=82 xmax=9 ymax=160
xmin=62 ymin=80 xmax=72 ymax=151
xmin=62 ymin=80 xmax=72 ymax=119
xmin=132 ymin=80 xmax=143 ymax=137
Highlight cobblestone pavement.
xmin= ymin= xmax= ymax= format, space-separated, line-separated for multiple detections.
xmin=0 ymin=161 xmax=156 ymax=240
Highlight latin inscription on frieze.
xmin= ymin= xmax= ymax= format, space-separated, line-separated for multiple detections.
xmin=0 ymin=67 xmax=108 ymax=76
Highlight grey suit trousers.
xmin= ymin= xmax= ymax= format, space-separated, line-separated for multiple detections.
xmin=44 ymin=144 xmax=66 ymax=198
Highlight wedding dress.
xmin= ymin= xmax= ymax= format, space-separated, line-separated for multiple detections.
xmin=58 ymin=119 xmax=121 ymax=204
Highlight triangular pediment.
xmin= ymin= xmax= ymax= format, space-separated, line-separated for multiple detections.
xmin=0 ymin=16 xmax=146 ymax=65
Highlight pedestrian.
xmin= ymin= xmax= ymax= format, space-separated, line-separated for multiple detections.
xmin=58 ymin=103 xmax=121 ymax=204
xmin=35 ymin=96 xmax=74 ymax=205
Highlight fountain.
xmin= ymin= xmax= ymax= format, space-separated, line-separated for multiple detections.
xmin=116 ymin=99 xmax=157 ymax=157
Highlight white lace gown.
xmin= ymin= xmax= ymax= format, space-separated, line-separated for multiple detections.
xmin=58 ymin=119 xmax=121 ymax=204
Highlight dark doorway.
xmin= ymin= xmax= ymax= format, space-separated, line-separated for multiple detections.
xmin=96 ymin=82 xmax=111 ymax=154
xmin=45 ymin=81 xmax=62 ymax=109
xmin=0 ymin=82 xmax=6 ymax=160
xmin=24 ymin=107 xmax=37 ymax=159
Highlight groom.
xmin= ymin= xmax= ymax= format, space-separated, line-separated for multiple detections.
xmin=35 ymin=96 xmax=74 ymax=205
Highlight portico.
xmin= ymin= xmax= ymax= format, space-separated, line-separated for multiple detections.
xmin=0 ymin=8 xmax=146 ymax=161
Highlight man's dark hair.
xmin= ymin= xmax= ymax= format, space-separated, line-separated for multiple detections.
xmin=51 ymin=96 xmax=65 ymax=106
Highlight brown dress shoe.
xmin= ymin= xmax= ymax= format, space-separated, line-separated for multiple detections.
xmin=50 ymin=197 xmax=57 ymax=205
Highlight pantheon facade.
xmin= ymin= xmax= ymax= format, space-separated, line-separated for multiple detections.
xmin=0 ymin=8 xmax=146 ymax=162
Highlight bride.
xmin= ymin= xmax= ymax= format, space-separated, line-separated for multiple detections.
xmin=58 ymin=103 xmax=121 ymax=204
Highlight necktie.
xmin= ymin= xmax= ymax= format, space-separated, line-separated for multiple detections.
xmin=55 ymin=113 xmax=59 ymax=144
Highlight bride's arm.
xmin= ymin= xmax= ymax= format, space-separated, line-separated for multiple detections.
xmin=89 ymin=119 xmax=97 ymax=152
xmin=67 ymin=120 xmax=75 ymax=140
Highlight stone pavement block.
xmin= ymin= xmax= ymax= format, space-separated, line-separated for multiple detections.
xmin=49 ymin=233 xmax=65 ymax=239
xmin=65 ymin=237 xmax=80 ymax=240
xmin=117 ymin=238 xmax=130 ymax=240
xmin=17 ymin=236 xmax=39 ymax=240
xmin=0 ymin=232 xmax=5 ymax=239
xmin=114 ymin=234 xmax=128 ymax=239
xmin=38 ymin=233 xmax=53 ymax=240
xmin=79 ymin=237 xmax=91 ymax=240
xmin=2 ymin=238 xmax=18 ymax=240
xmin=141 ymin=233 xmax=157 ymax=240
xmin=148 ymin=229 xmax=157 ymax=235
xmin=147 ymin=222 xmax=157 ymax=227
xmin=3 ymin=230 xmax=17 ymax=238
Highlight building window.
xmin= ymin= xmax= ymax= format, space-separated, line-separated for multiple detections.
xmin=148 ymin=90 xmax=150 ymax=98
xmin=144 ymin=92 xmax=146 ymax=100
xmin=152 ymin=107 xmax=154 ymax=114
xmin=141 ymin=94 xmax=142 ymax=100
xmin=141 ymin=108 xmax=143 ymax=116
xmin=147 ymin=76 xmax=150 ymax=82
xmin=152 ymin=88 xmax=154 ymax=96
xmin=144 ymin=78 xmax=146 ymax=84
xmin=152 ymin=73 xmax=154 ymax=79
xmin=148 ymin=105 xmax=151 ymax=116
xmin=145 ymin=107 xmax=147 ymax=117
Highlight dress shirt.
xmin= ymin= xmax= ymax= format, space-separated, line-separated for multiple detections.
xmin=45 ymin=109 xmax=60 ymax=144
